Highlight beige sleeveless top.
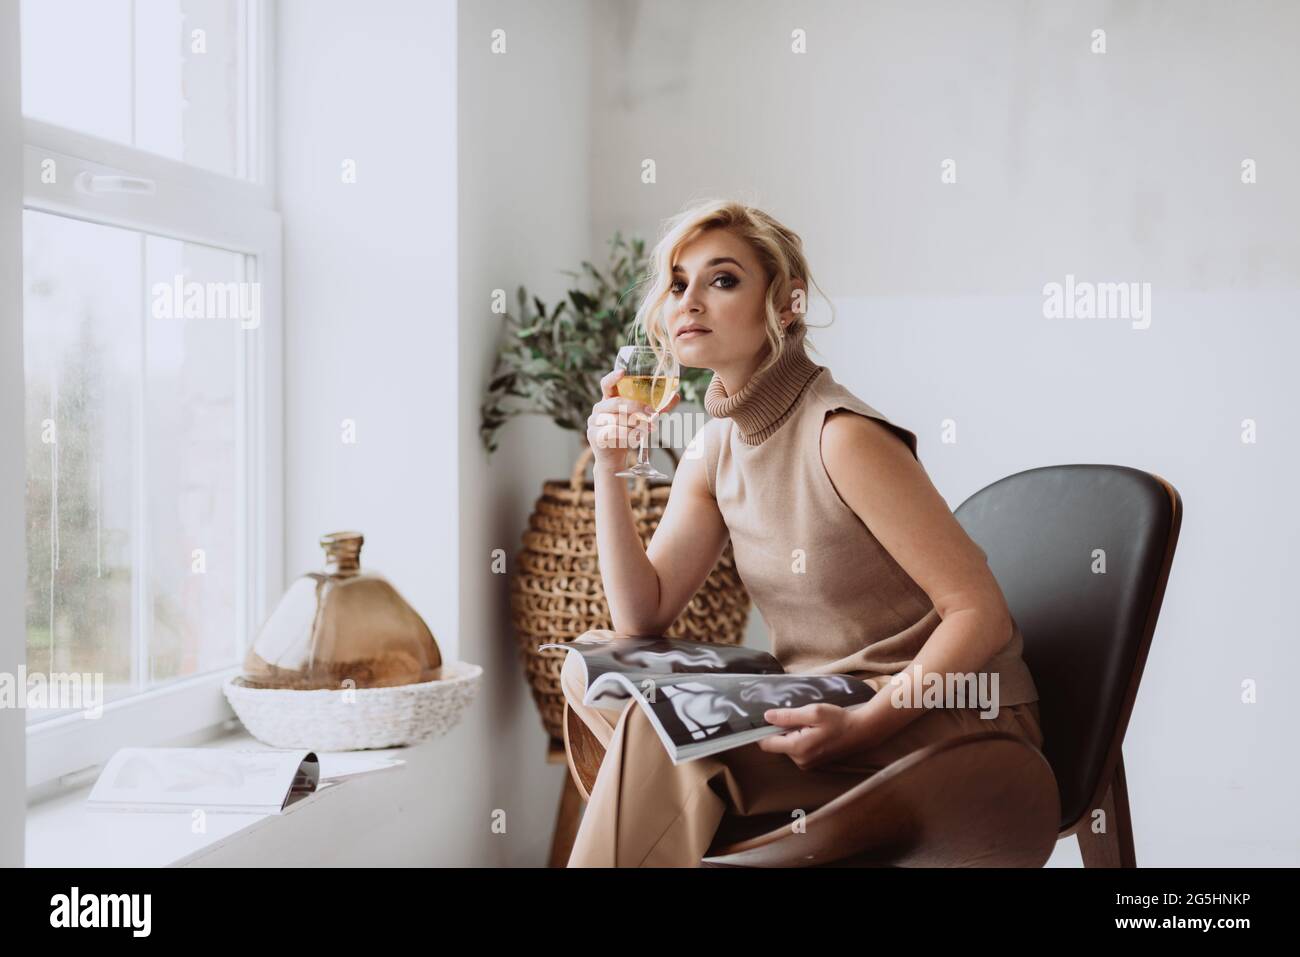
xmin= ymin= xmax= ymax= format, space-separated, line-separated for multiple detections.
xmin=692 ymin=324 xmax=1039 ymax=707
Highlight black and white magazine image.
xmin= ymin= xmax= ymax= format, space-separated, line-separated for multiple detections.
xmin=648 ymin=673 xmax=875 ymax=745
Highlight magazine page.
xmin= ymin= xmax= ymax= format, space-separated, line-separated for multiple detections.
xmin=86 ymin=748 xmax=321 ymax=815
xmin=540 ymin=632 xmax=786 ymax=708
xmin=587 ymin=671 xmax=877 ymax=765
xmin=316 ymin=752 xmax=405 ymax=782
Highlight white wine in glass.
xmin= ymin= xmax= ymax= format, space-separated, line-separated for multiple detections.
xmin=613 ymin=345 xmax=680 ymax=480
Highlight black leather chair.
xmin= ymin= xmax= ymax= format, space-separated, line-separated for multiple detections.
xmin=952 ymin=464 xmax=1182 ymax=866
xmin=562 ymin=464 xmax=1183 ymax=867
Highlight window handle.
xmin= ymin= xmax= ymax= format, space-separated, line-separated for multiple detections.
xmin=74 ymin=171 xmax=157 ymax=195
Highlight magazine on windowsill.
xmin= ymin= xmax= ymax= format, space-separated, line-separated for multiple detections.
xmin=85 ymin=748 xmax=322 ymax=814
xmin=84 ymin=747 xmax=402 ymax=815
xmin=542 ymin=632 xmax=877 ymax=765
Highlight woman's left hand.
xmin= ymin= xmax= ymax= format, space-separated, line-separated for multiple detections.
xmin=757 ymin=703 xmax=877 ymax=771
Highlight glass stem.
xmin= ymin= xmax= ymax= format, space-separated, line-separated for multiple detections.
xmin=637 ymin=415 xmax=653 ymax=468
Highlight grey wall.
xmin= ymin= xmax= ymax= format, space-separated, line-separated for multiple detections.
xmin=581 ymin=0 xmax=1299 ymax=865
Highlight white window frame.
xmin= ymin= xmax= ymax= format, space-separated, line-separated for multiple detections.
xmin=21 ymin=4 xmax=282 ymax=792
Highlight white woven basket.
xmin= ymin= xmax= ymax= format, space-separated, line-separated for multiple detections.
xmin=223 ymin=660 xmax=482 ymax=751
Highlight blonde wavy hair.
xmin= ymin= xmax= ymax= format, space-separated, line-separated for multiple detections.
xmin=630 ymin=199 xmax=834 ymax=380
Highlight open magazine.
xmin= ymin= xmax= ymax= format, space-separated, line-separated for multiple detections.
xmin=542 ymin=633 xmax=877 ymax=765
xmin=86 ymin=748 xmax=404 ymax=814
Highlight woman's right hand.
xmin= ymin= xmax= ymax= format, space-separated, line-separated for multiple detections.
xmin=589 ymin=367 xmax=684 ymax=474
xmin=587 ymin=368 xmax=655 ymax=474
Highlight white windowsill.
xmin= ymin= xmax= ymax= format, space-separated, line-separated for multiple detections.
xmin=25 ymin=727 xmax=411 ymax=868
xmin=25 ymin=667 xmax=247 ymax=790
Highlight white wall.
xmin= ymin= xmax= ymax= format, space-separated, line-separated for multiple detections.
xmin=0 ymin=1 xmax=27 ymax=869
xmin=583 ymin=0 xmax=1300 ymax=865
xmin=276 ymin=0 xmax=598 ymax=868
xmin=457 ymin=0 xmax=596 ymax=866
xmin=276 ymin=0 xmax=479 ymax=865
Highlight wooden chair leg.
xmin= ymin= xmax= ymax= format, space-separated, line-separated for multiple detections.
xmin=1078 ymin=755 xmax=1137 ymax=868
xmin=549 ymin=768 xmax=585 ymax=868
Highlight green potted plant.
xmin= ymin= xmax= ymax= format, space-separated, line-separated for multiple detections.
xmin=483 ymin=232 xmax=750 ymax=745
xmin=479 ymin=232 xmax=712 ymax=454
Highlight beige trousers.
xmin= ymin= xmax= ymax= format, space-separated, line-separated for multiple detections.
xmin=561 ymin=649 xmax=1044 ymax=868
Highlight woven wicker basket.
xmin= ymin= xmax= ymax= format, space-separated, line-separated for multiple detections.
xmin=223 ymin=661 xmax=483 ymax=751
xmin=512 ymin=444 xmax=751 ymax=743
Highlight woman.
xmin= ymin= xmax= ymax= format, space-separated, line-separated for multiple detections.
xmin=563 ymin=199 xmax=1043 ymax=867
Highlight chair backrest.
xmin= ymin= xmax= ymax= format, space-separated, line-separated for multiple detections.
xmin=953 ymin=465 xmax=1182 ymax=829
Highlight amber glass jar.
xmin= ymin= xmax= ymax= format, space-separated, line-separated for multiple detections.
xmin=242 ymin=531 xmax=442 ymax=690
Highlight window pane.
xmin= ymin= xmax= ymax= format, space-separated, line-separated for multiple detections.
xmin=24 ymin=211 xmax=248 ymax=722
xmin=21 ymin=0 xmax=254 ymax=180
xmin=20 ymin=0 xmax=133 ymax=145
xmin=23 ymin=212 xmax=140 ymax=717
xmin=144 ymin=237 xmax=243 ymax=682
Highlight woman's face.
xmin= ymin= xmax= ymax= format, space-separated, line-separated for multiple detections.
xmin=666 ymin=228 xmax=775 ymax=373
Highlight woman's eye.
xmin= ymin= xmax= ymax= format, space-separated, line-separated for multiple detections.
xmin=670 ymin=274 xmax=737 ymax=294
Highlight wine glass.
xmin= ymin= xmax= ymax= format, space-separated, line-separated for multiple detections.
xmin=613 ymin=345 xmax=680 ymax=480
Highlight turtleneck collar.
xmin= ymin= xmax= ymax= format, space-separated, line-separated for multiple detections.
xmin=703 ymin=323 xmax=825 ymax=445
